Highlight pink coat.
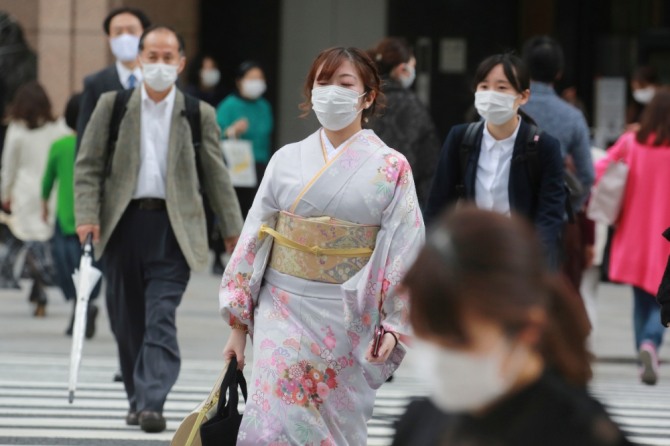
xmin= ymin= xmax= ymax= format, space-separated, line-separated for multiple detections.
xmin=595 ymin=131 xmax=670 ymax=295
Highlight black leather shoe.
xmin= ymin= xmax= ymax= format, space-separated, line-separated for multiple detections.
xmin=85 ymin=304 xmax=98 ymax=339
xmin=113 ymin=369 xmax=123 ymax=382
xmin=139 ymin=410 xmax=166 ymax=433
xmin=126 ymin=410 xmax=139 ymax=426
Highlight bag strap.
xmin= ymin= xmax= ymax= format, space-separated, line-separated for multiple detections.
xmin=456 ymin=121 xmax=483 ymax=197
xmin=100 ymin=89 xmax=133 ymax=200
xmin=215 ymin=356 xmax=248 ymax=418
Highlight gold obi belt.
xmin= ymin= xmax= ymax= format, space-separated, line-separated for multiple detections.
xmin=259 ymin=211 xmax=379 ymax=284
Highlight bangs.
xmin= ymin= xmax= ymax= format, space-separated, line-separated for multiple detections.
xmin=315 ymin=49 xmax=353 ymax=84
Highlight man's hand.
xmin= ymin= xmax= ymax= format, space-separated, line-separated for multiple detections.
xmin=1 ymin=199 xmax=10 ymax=214
xmin=224 ymin=236 xmax=239 ymax=254
xmin=76 ymin=224 xmax=100 ymax=244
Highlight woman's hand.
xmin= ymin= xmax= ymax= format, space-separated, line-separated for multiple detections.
xmin=226 ymin=118 xmax=249 ymax=138
xmin=223 ymin=327 xmax=247 ymax=370
xmin=365 ymin=331 xmax=397 ymax=363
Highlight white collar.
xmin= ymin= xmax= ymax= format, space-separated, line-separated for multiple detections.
xmin=115 ymin=60 xmax=142 ymax=85
xmin=481 ymin=118 xmax=521 ymax=151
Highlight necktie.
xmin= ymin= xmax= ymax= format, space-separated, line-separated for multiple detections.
xmin=128 ymin=74 xmax=136 ymax=89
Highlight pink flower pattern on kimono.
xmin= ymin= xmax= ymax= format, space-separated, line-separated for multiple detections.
xmin=223 ymin=272 xmax=252 ymax=323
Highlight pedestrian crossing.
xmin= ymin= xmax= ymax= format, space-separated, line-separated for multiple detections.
xmin=0 ymin=354 xmax=669 ymax=445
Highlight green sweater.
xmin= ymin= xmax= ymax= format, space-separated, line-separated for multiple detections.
xmin=216 ymin=94 xmax=274 ymax=163
xmin=42 ymin=134 xmax=76 ymax=235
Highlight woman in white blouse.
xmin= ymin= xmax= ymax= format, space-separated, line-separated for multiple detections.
xmin=0 ymin=81 xmax=69 ymax=315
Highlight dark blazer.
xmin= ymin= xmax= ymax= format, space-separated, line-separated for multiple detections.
xmin=424 ymin=119 xmax=566 ymax=264
xmin=76 ymin=65 xmax=124 ymax=151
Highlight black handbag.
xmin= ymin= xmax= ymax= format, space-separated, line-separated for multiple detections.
xmin=199 ymin=357 xmax=248 ymax=446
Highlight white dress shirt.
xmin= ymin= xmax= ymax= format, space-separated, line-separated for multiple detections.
xmin=474 ymin=119 xmax=521 ymax=215
xmin=133 ymin=84 xmax=176 ymax=199
xmin=115 ymin=60 xmax=143 ymax=89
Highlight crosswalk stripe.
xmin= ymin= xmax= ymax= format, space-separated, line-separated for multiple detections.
xmin=1 ymin=354 xmax=669 ymax=446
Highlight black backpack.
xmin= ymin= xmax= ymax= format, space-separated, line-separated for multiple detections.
xmin=457 ymin=121 xmax=575 ymax=221
xmin=102 ymin=88 xmax=202 ymax=198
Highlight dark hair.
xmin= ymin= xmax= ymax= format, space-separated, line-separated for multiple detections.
xmin=102 ymin=7 xmax=151 ymax=35
xmin=236 ymin=61 xmax=263 ymax=81
xmin=300 ymin=47 xmax=385 ymax=121
xmin=9 ymin=81 xmax=55 ymax=129
xmin=403 ymin=206 xmax=592 ymax=386
xmin=632 ymin=65 xmax=659 ymax=86
xmin=369 ymin=37 xmax=413 ymax=77
xmin=64 ymin=92 xmax=81 ymax=131
xmin=636 ymin=86 xmax=670 ymax=146
xmin=472 ymin=53 xmax=535 ymax=124
xmin=522 ymin=35 xmax=564 ymax=83
xmin=139 ymin=25 xmax=185 ymax=56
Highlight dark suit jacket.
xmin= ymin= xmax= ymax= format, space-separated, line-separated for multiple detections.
xmin=424 ymin=119 xmax=566 ymax=264
xmin=76 ymin=65 xmax=124 ymax=152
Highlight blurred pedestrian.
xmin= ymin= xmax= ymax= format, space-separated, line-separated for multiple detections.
xmin=185 ymin=53 xmax=228 ymax=274
xmin=394 ymin=206 xmax=633 ymax=446
xmin=220 ymin=46 xmax=424 ymax=445
xmin=74 ymin=26 xmax=243 ymax=433
xmin=367 ymin=37 xmax=440 ymax=207
xmin=626 ymin=66 xmax=660 ymax=130
xmin=424 ymin=53 xmax=566 ymax=268
xmin=184 ymin=53 xmax=227 ymax=106
xmin=216 ymin=61 xmax=273 ymax=218
xmin=42 ymin=92 xmax=101 ymax=337
xmin=521 ymin=35 xmax=594 ymax=295
xmin=580 ymin=146 xmax=608 ymax=337
xmin=76 ymin=6 xmax=151 ymax=151
xmin=595 ymin=87 xmax=670 ymax=386
xmin=0 ymin=81 xmax=69 ymax=316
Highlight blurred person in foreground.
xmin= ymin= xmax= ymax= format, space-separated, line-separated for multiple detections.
xmin=594 ymin=87 xmax=670 ymax=386
xmin=0 ymin=81 xmax=69 ymax=315
xmin=216 ymin=61 xmax=274 ymax=218
xmin=393 ymin=206 xmax=633 ymax=446
xmin=367 ymin=37 xmax=440 ymax=207
xmin=42 ymin=93 xmax=101 ymax=337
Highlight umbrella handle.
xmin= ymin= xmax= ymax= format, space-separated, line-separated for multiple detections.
xmin=83 ymin=232 xmax=93 ymax=254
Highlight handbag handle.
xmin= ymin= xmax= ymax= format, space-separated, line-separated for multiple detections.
xmin=216 ymin=356 xmax=248 ymax=418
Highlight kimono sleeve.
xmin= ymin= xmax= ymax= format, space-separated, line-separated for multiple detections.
xmin=342 ymin=152 xmax=425 ymax=388
xmin=218 ymin=154 xmax=279 ymax=334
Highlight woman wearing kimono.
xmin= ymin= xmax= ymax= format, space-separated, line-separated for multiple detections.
xmin=220 ymin=47 xmax=424 ymax=445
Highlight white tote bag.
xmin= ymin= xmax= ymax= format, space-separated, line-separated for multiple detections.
xmin=220 ymin=139 xmax=257 ymax=188
xmin=586 ymin=157 xmax=629 ymax=225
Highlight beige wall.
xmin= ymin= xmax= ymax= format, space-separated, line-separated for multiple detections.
xmin=0 ymin=0 xmax=198 ymax=115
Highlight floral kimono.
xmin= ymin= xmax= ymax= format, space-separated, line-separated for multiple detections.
xmin=219 ymin=128 xmax=424 ymax=445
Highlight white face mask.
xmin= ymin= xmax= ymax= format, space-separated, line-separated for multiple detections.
xmin=399 ymin=64 xmax=416 ymax=89
xmin=475 ymin=90 xmax=519 ymax=125
xmin=110 ymin=34 xmax=140 ymax=63
xmin=241 ymin=79 xmax=266 ymax=99
xmin=201 ymin=68 xmax=220 ymax=88
xmin=142 ymin=63 xmax=179 ymax=92
xmin=311 ymin=85 xmax=365 ymax=131
xmin=413 ymin=338 xmax=525 ymax=413
xmin=633 ymin=86 xmax=655 ymax=104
